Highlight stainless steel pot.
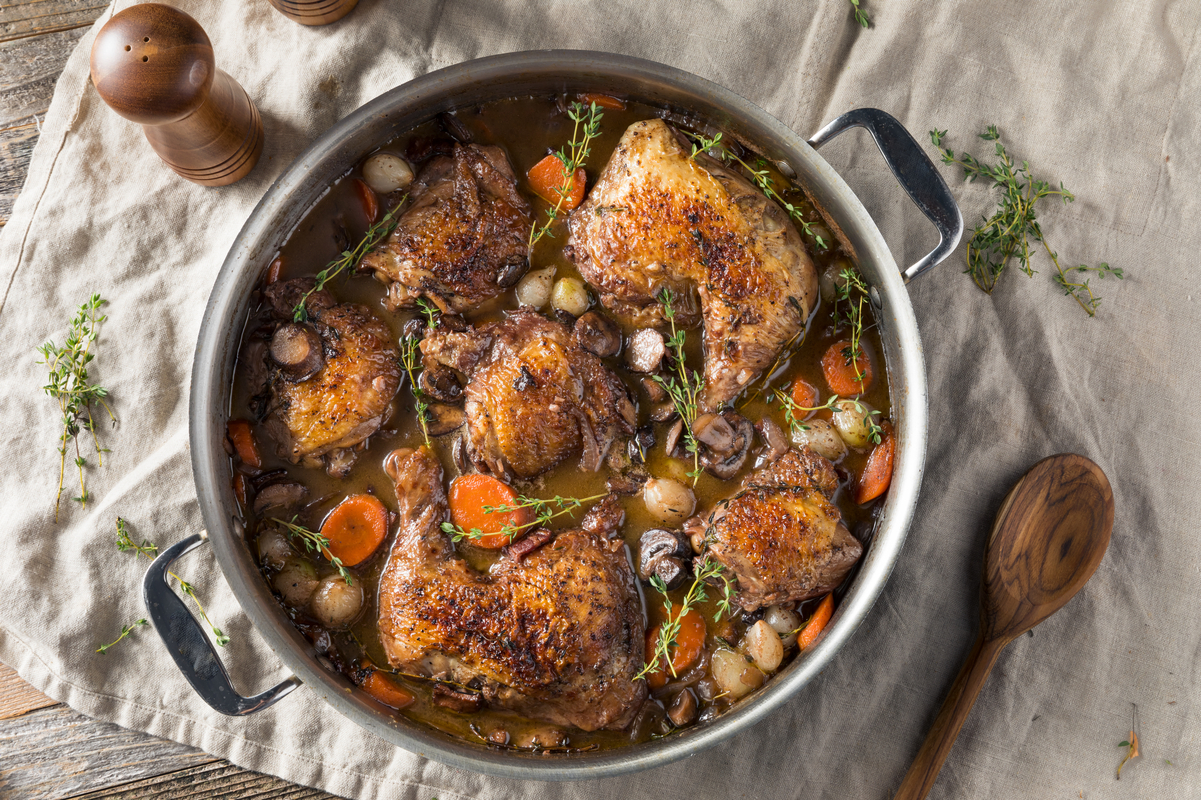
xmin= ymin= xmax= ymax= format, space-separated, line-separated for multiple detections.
xmin=151 ymin=50 xmax=961 ymax=780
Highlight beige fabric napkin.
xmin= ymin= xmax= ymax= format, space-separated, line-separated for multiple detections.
xmin=2 ymin=0 xmax=1199 ymax=797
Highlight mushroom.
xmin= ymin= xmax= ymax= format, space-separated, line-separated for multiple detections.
xmin=756 ymin=416 xmax=790 ymax=463
xmin=640 ymin=375 xmax=668 ymax=403
xmin=627 ymin=426 xmax=656 ymax=464
xmin=667 ymin=688 xmax=698 ymax=727
xmin=269 ymin=323 xmax=324 ymax=382
xmin=638 ymin=528 xmax=691 ymax=589
xmin=574 ymin=311 xmax=623 ymax=358
xmin=700 ymin=411 xmax=755 ymax=480
xmin=692 ymin=412 xmax=734 ymax=452
xmin=664 ymin=417 xmax=684 ymax=456
xmin=252 ymin=482 xmax=309 ymax=517
xmin=437 ymin=111 xmax=474 ymax=143
xmin=625 ymin=328 xmax=666 ymax=373
xmin=426 ymin=403 xmax=466 ymax=437
xmin=496 ymin=259 xmax=527 ymax=288
xmin=419 ymin=365 xmax=463 ymax=402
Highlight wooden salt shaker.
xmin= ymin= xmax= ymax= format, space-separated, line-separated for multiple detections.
xmin=90 ymin=3 xmax=264 ymax=186
xmin=266 ymin=0 xmax=358 ymax=26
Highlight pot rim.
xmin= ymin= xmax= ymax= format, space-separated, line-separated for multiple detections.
xmin=190 ymin=49 xmax=928 ymax=780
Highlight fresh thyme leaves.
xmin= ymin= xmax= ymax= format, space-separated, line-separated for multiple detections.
xmin=832 ymin=267 xmax=872 ymax=381
xmin=929 ymin=127 xmax=1122 ymax=316
xmin=96 ymin=619 xmax=147 ymax=655
xmin=415 ymin=297 xmax=441 ymax=330
xmin=688 ymin=132 xmax=723 ymax=161
xmin=109 ymin=517 xmax=229 ymax=648
xmin=439 ymin=493 xmax=607 ymax=544
xmin=652 ymin=288 xmax=704 ymax=483
xmin=636 ymin=556 xmax=732 ymax=681
xmin=772 ymin=390 xmax=883 ymax=445
xmin=850 ymin=0 xmax=870 ymax=27
xmin=271 ymin=516 xmax=353 ymax=585
xmin=399 ymin=336 xmax=431 ymax=446
xmin=528 ymin=101 xmax=604 ymax=252
xmin=37 ymin=294 xmax=115 ymax=519
xmin=292 ymin=197 xmax=407 ymax=322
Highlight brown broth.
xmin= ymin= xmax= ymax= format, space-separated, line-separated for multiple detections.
xmin=229 ymin=94 xmax=891 ymax=751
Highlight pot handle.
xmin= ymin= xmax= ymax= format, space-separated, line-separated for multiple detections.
xmin=143 ymin=531 xmax=302 ymax=716
xmin=808 ymin=108 xmax=963 ymax=283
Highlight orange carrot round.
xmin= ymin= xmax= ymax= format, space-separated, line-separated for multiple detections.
xmin=797 ymin=593 xmax=834 ymax=651
xmin=644 ymin=605 xmax=706 ymax=688
xmin=527 ymin=154 xmax=586 ymax=210
xmin=790 ymin=376 xmax=819 ymax=410
xmin=821 ymin=340 xmax=873 ymax=396
xmin=577 ymin=93 xmax=626 ymax=110
xmin=855 ymin=422 xmax=895 ymax=504
xmin=361 ymin=671 xmax=414 ymax=710
xmin=448 ymin=474 xmax=532 ymax=549
xmin=320 ymin=494 xmax=388 ymax=567
xmin=226 ymin=419 xmax=262 ymax=468
xmin=354 ymin=178 xmax=379 ymax=224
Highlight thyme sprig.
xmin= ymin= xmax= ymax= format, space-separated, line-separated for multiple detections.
xmin=850 ymin=0 xmax=870 ymax=27
xmin=96 ymin=619 xmax=147 ymax=655
xmin=37 ymin=294 xmax=115 ymax=519
xmin=687 ymin=132 xmax=723 ymax=161
xmin=772 ymin=390 xmax=883 ymax=446
xmin=440 ymin=493 xmax=607 ymax=544
xmin=293 ymin=197 xmax=407 ymax=322
xmin=528 ymin=101 xmax=604 ymax=252
xmin=832 ymin=267 xmax=873 ymax=381
xmin=107 ymin=517 xmax=229 ymax=650
xmin=415 ymin=297 xmax=441 ymax=330
xmin=652 ymin=288 xmax=704 ymax=483
xmin=399 ymin=336 xmax=431 ymax=446
xmin=929 ymin=127 xmax=1122 ymax=316
xmin=636 ymin=556 xmax=734 ymax=681
xmin=271 ymin=516 xmax=353 ymax=585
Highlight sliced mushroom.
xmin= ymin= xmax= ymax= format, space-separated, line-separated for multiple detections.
xmin=640 ymin=375 xmax=668 ymax=403
xmin=432 ymin=683 xmax=482 ymax=713
xmin=638 ymin=528 xmax=691 ymax=590
xmin=649 ymin=403 xmax=677 ymax=423
xmin=426 ymin=403 xmax=466 ymax=437
xmin=692 ymin=412 xmax=735 ymax=452
xmin=437 ymin=111 xmax=474 ymax=144
xmin=420 ymin=366 xmax=463 ymax=402
xmin=496 ymin=259 xmax=527 ymax=288
xmin=756 ymin=416 xmax=789 ymax=463
xmin=252 ymin=482 xmax=309 ymax=517
xmin=664 ymin=417 xmax=684 ymax=456
xmin=628 ymin=426 xmax=656 ymax=464
xmin=701 ymin=411 xmax=755 ymax=480
xmin=667 ymin=688 xmax=698 ymax=727
xmin=574 ymin=311 xmax=623 ymax=358
xmin=625 ymin=328 xmax=666 ymax=373
xmin=269 ymin=323 xmax=324 ymax=382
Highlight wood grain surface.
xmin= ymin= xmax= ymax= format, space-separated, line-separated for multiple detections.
xmin=0 ymin=2 xmax=337 ymax=796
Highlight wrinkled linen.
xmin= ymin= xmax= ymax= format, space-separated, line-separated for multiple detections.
xmin=2 ymin=0 xmax=1199 ymax=797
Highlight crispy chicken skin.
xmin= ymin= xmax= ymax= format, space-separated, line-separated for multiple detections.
xmin=258 ymin=278 xmax=400 ymax=475
xmin=358 ymin=144 xmax=532 ymax=313
xmin=704 ymin=447 xmax=862 ymax=610
xmin=377 ymin=447 xmax=646 ymax=731
xmin=421 ymin=310 xmax=636 ymax=480
xmin=567 ymin=119 xmax=819 ymax=409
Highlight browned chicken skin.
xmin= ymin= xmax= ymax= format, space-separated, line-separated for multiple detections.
xmin=703 ymin=447 xmax=862 ymax=610
xmin=567 ymin=119 xmax=819 ymax=409
xmin=358 ymin=144 xmax=532 ymax=313
xmin=377 ymin=447 xmax=647 ymax=731
xmin=420 ymin=310 xmax=636 ymax=480
xmin=256 ymin=278 xmax=400 ymax=476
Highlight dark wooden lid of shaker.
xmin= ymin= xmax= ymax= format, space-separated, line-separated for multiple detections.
xmin=90 ymin=3 xmax=215 ymax=125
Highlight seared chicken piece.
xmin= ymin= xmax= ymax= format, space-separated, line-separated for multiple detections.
xmin=377 ymin=447 xmax=646 ymax=731
xmin=703 ymin=446 xmax=862 ymax=610
xmin=256 ymin=278 xmax=400 ymax=476
xmin=421 ymin=310 xmax=636 ymax=479
xmin=358 ymin=144 xmax=532 ymax=313
xmin=567 ymin=119 xmax=819 ymax=409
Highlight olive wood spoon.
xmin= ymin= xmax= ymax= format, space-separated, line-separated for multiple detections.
xmin=895 ymin=453 xmax=1114 ymax=799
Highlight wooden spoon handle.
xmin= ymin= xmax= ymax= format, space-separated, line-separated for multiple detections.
xmin=894 ymin=634 xmax=1007 ymax=799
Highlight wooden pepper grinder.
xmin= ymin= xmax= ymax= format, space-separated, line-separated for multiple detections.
xmin=90 ymin=3 xmax=264 ymax=187
xmin=266 ymin=0 xmax=358 ymax=26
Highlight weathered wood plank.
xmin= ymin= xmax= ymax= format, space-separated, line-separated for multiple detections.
xmin=0 ymin=27 xmax=88 ymax=125
xmin=0 ymin=115 xmax=39 ymax=227
xmin=75 ymin=761 xmax=341 ymax=800
xmin=0 ymin=704 xmax=216 ymax=799
xmin=0 ymin=662 xmax=57 ymax=720
xmin=0 ymin=0 xmax=106 ymax=44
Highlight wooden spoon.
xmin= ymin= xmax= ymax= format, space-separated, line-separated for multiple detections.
xmin=895 ymin=453 xmax=1114 ymax=799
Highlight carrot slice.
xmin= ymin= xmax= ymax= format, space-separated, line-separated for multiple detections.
xmin=797 ymin=594 xmax=834 ymax=651
xmin=821 ymin=340 xmax=873 ymax=396
xmin=855 ymin=422 xmax=895 ymax=504
xmin=226 ymin=419 xmax=262 ymax=468
xmin=320 ymin=494 xmax=388 ymax=567
xmin=644 ymin=605 xmax=706 ymax=689
xmin=361 ymin=671 xmax=415 ymax=709
xmin=231 ymin=473 xmax=249 ymax=508
xmin=577 ymin=93 xmax=626 ymax=110
xmin=448 ymin=474 xmax=532 ymax=549
xmin=790 ymin=376 xmax=819 ymax=410
xmin=265 ymin=256 xmax=283 ymax=285
xmin=527 ymin=155 xmax=586 ymax=210
xmin=354 ymin=178 xmax=379 ymax=224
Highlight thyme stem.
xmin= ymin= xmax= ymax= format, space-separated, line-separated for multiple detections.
xmin=528 ymin=102 xmax=604 ymax=252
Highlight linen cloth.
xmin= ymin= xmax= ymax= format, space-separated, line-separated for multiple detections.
xmin=2 ymin=0 xmax=1199 ymax=796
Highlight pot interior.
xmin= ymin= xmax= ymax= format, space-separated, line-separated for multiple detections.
xmin=191 ymin=50 xmax=927 ymax=780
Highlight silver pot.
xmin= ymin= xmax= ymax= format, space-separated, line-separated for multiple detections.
xmin=149 ymin=50 xmax=961 ymax=780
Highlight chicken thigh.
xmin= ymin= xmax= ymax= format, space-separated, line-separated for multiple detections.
xmin=567 ymin=119 xmax=819 ymax=409
xmin=420 ymin=310 xmax=636 ymax=480
xmin=377 ymin=447 xmax=646 ymax=731
xmin=703 ymin=446 xmax=862 ymax=610
xmin=358 ymin=144 xmax=532 ymax=313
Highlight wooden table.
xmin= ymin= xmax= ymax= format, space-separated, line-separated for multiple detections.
xmin=0 ymin=3 xmax=336 ymax=797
